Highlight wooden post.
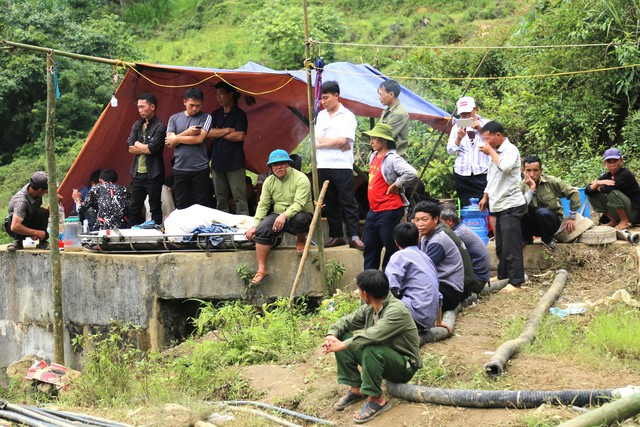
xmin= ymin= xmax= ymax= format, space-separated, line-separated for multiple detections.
xmin=45 ymin=51 xmax=65 ymax=364
xmin=303 ymin=0 xmax=328 ymax=289
xmin=290 ymin=180 xmax=330 ymax=304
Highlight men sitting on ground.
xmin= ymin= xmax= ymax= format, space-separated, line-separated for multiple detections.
xmin=127 ymin=92 xmax=166 ymax=226
xmin=585 ymin=147 xmax=640 ymax=230
xmin=363 ymin=122 xmax=418 ymax=270
xmin=243 ymin=150 xmax=313 ymax=286
xmin=438 ymin=220 xmax=483 ymax=298
xmin=411 ymin=201 xmax=464 ymax=311
xmin=440 ymin=208 xmax=491 ymax=292
xmin=385 ymin=222 xmax=441 ymax=331
xmin=322 ymin=269 xmax=422 ymax=424
xmin=4 ymin=171 xmax=54 ymax=251
xmin=165 ymin=87 xmax=213 ymax=209
xmin=315 ymin=81 xmax=364 ymax=249
xmin=72 ymin=169 xmax=130 ymax=231
xmin=208 ymin=81 xmax=249 ymax=215
xmin=520 ymin=155 xmax=581 ymax=249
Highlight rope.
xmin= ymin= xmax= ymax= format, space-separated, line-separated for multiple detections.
xmin=122 ymin=63 xmax=304 ymax=95
xmin=315 ymin=40 xmax=620 ymax=50
xmin=47 ymin=49 xmax=61 ymax=99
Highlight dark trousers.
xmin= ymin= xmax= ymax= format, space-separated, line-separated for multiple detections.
xmin=522 ymin=206 xmax=561 ymax=245
xmin=494 ymin=204 xmax=526 ymax=285
xmin=129 ymin=173 xmax=164 ymax=226
xmin=363 ymin=207 xmax=405 ymax=270
xmin=334 ymin=332 xmax=417 ymax=397
xmin=254 ymin=212 xmax=313 ymax=246
xmin=4 ymin=208 xmax=49 ymax=241
xmin=173 ymin=168 xmax=213 ymax=210
xmin=440 ymin=283 xmax=465 ymax=312
xmin=318 ymin=168 xmax=361 ymax=238
xmin=455 ymin=172 xmax=487 ymax=207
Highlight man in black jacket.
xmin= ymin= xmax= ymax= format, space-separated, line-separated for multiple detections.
xmin=127 ymin=93 xmax=166 ymax=226
xmin=585 ymin=147 xmax=640 ymax=230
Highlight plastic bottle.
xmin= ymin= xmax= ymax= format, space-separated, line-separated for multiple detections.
xmin=63 ymin=216 xmax=81 ymax=250
xmin=58 ymin=204 xmax=65 ymax=249
xmin=460 ymin=198 xmax=489 ymax=245
xmin=82 ymin=219 xmax=89 ymax=234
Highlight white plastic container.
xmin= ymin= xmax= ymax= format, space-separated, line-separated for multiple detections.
xmin=62 ymin=217 xmax=82 ymax=251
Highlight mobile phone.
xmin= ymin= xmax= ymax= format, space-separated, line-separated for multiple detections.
xmin=456 ymin=117 xmax=473 ymax=128
xmin=194 ymin=125 xmax=203 ymax=130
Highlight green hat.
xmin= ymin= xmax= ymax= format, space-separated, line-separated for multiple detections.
xmin=363 ymin=123 xmax=394 ymax=141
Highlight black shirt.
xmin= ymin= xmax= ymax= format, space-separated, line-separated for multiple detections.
xmin=210 ymin=105 xmax=248 ymax=172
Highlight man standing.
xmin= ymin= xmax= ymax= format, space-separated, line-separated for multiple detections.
xmin=585 ymin=147 xmax=640 ymax=230
xmin=323 ymin=269 xmax=422 ymax=424
xmin=4 ymin=171 xmax=52 ymax=251
xmin=478 ymin=121 xmax=526 ymax=292
xmin=244 ymin=150 xmax=314 ymax=286
xmin=73 ymin=169 xmax=129 ymax=231
xmin=446 ymin=96 xmax=490 ymax=207
xmin=378 ymin=80 xmax=409 ymax=160
xmin=166 ymin=87 xmax=213 ymax=209
xmin=127 ymin=93 xmax=166 ymax=226
xmin=521 ymin=155 xmax=581 ymax=249
xmin=208 ymin=81 xmax=249 ymax=215
xmin=315 ymin=81 xmax=364 ymax=249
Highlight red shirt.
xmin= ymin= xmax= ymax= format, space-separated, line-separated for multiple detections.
xmin=368 ymin=153 xmax=403 ymax=212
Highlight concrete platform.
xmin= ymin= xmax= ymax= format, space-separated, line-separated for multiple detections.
xmin=0 ymin=228 xmax=637 ymax=368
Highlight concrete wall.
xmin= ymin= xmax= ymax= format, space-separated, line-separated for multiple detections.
xmin=0 ymin=246 xmax=363 ymax=368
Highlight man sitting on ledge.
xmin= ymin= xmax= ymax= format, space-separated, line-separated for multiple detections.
xmin=243 ymin=149 xmax=313 ymax=286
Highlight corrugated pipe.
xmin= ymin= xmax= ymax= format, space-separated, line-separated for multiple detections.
xmin=558 ymin=390 xmax=640 ymax=427
xmin=484 ymin=269 xmax=568 ymax=378
xmin=385 ymin=384 xmax=640 ymax=409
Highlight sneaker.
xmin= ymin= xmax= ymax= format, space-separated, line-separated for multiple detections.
xmin=7 ymin=240 xmax=23 ymax=252
xmin=36 ymin=240 xmax=50 ymax=250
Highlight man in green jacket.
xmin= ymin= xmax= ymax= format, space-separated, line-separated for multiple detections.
xmin=521 ymin=155 xmax=581 ymax=250
xmin=244 ymin=149 xmax=313 ymax=285
xmin=323 ymin=269 xmax=422 ymax=424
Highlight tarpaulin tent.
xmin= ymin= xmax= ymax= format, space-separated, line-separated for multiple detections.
xmin=59 ymin=61 xmax=450 ymax=212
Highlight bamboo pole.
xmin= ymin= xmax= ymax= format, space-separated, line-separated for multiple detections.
xmin=45 ymin=51 xmax=65 ymax=364
xmin=290 ymin=180 xmax=330 ymax=304
xmin=302 ymin=0 xmax=328 ymax=287
xmin=558 ymin=391 xmax=640 ymax=427
xmin=2 ymin=40 xmax=129 ymax=66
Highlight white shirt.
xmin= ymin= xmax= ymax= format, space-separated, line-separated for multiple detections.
xmin=446 ymin=117 xmax=490 ymax=176
xmin=484 ymin=137 xmax=526 ymax=212
xmin=315 ymin=103 xmax=357 ymax=169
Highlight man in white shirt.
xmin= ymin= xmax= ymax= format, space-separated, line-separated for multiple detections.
xmin=315 ymin=81 xmax=364 ymax=249
xmin=446 ymin=96 xmax=490 ymax=207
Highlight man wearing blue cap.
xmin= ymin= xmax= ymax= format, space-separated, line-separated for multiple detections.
xmin=244 ymin=149 xmax=314 ymax=285
xmin=585 ymin=147 xmax=640 ymax=230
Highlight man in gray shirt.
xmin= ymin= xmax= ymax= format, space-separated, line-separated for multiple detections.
xmin=166 ymin=87 xmax=213 ymax=209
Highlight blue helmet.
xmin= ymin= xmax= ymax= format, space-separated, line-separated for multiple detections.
xmin=267 ymin=149 xmax=293 ymax=167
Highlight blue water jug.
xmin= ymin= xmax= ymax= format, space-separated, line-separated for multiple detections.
xmin=460 ymin=198 xmax=489 ymax=245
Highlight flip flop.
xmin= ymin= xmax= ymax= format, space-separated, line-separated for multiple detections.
xmin=615 ymin=222 xmax=632 ymax=230
xmin=353 ymin=399 xmax=391 ymax=424
xmin=295 ymin=239 xmax=306 ymax=256
xmin=251 ymin=271 xmax=269 ymax=285
xmin=334 ymin=390 xmax=366 ymax=411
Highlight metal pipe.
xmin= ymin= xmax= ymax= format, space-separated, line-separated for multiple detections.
xmin=484 ymin=269 xmax=568 ymax=378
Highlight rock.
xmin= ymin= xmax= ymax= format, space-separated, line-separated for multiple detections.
xmin=6 ymin=354 xmax=43 ymax=390
xmin=195 ymin=421 xmax=217 ymax=427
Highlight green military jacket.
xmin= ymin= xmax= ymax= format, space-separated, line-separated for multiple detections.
xmin=520 ymin=174 xmax=581 ymax=218
xmin=327 ymin=292 xmax=422 ymax=369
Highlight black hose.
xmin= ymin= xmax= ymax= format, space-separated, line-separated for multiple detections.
xmin=2 ymin=403 xmax=76 ymax=427
xmin=484 ymin=270 xmax=568 ymax=378
xmin=27 ymin=406 xmax=131 ymax=427
xmin=385 ymin=383 xmax=618 ymax=409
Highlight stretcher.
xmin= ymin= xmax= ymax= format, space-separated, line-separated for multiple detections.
xmin=78 ymin=228 xmax=256 ymax=253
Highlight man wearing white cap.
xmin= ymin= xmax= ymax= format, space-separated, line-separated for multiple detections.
xmin=585 ymin=147 xmax=640 ymax=230
xmin=446 ymin=96 xmax=490 ymax=207
xmin=4 ymin=171 xmax=52 ymax=251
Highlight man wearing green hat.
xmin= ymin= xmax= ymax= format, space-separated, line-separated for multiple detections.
xmin=244 ymin=149 xmax=314 ymax=285
xmin=362 ymin=122 xmax=418 ymax=270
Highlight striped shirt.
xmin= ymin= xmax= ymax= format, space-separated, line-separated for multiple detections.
xmin=446 ymin=117 xmax=490 ymax=176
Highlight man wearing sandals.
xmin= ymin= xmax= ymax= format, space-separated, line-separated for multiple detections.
xmin=322 ymin=269 xmax=422 ymax=424
xmin=243 ymin=149 xmax=313 ymax=286
xmin=585 ymin=147 xmax=640 ymax=230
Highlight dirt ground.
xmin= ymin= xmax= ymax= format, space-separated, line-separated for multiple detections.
xmin=239 ymin=241 xmax=640 ymax=426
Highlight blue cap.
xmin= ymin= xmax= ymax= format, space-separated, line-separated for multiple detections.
xmin=603 ymin=148 xmax=622 ymax=161
xmin=267 ymin=149 xmax=293 ymax=166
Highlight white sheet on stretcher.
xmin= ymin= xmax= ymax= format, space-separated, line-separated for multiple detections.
xmin=163 ymin=204 xmax=253 ymax=242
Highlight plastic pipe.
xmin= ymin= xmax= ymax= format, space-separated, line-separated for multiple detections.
xmin=1 ymin=403 xmax=76 ymax=427
xmin=219 ymin=401 xmax=334 ymax=425
xmin=223 ymin=405 xmax=301 ymax=427
xmin=385 ymin=384 xmax=639 ymax=409
xmin=616 ymin=229 xmax=640 ymax=245
xmin=558 ymin=390 xmax=640 ymax=427
xmin=0 ymin=409 xmax=57 ymax=427
xmin=484 ymin=269 xmax=568 ymax=378
xmin=27 ymin=406 xmax=131 ymax=427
